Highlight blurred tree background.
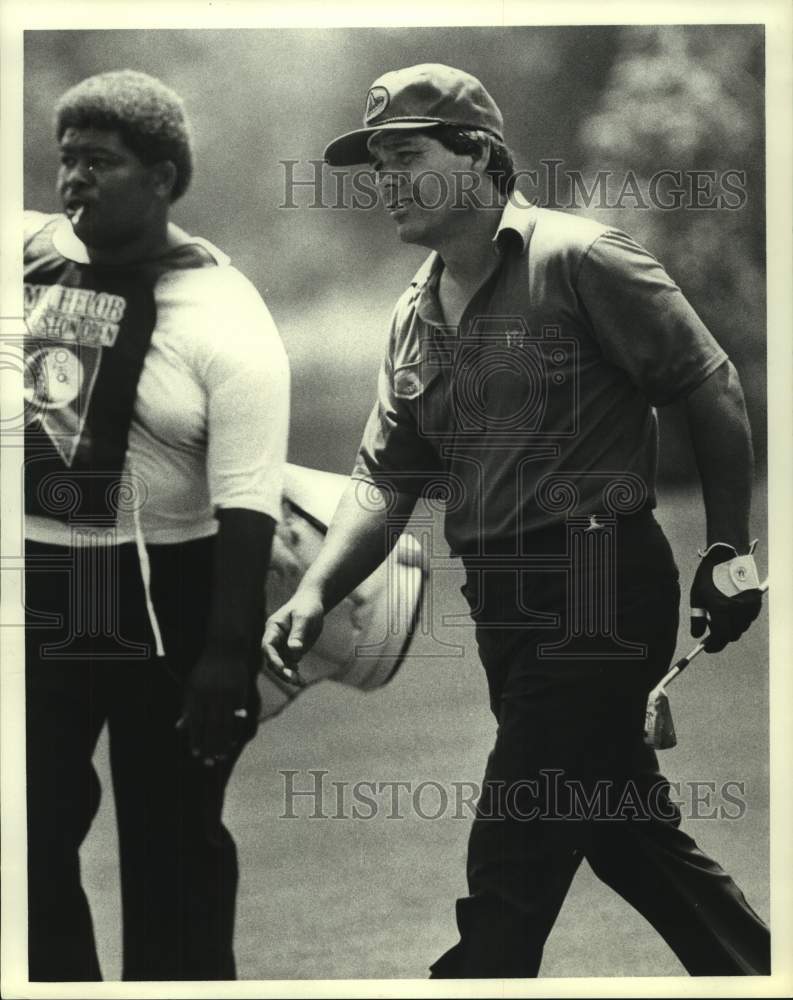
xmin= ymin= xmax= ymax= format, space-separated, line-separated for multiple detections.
xmin=24 ymin=25 xmax=765 ymax=481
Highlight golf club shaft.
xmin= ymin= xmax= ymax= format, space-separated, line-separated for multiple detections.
xmin=659 ymin=579 xmax=769 ymax=691
xmin=659 ymin=644 xmax=705 ymax=691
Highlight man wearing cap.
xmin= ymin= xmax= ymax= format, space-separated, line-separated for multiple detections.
xmin=264 ymin=64 xmax=769 ymax=977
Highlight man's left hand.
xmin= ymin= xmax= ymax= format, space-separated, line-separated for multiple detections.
xmin=690 ymin=543 xmax=763 ymax=652
xmin=180 ymin=650 xmax=251 ymax=762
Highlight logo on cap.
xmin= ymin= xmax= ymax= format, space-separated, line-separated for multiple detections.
xmin=364 ymin=86 xmax=389 ymax=123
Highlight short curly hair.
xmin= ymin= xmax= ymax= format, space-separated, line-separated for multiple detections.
xmin=55 ymin=70 xmax=193 ymax=202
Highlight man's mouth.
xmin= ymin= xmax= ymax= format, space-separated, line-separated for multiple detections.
xmin=387 ymin=200 xmax=412 ymax=217
xmin=64 ymin=199 xmax=88 ymax=224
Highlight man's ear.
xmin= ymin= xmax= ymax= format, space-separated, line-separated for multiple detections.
xmin=152 ymin=160 xmax=178 ymax=200
xmin=470 ymin=138 xmax=491 ymax=176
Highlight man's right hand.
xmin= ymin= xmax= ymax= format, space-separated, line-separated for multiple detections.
xmin=262 ymin=588 xmax=326 ymax=684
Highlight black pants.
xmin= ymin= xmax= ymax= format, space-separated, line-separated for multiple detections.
xmin=431 ymin=512 xmax=770 ymax=977
xmin=25 ymin=537 xmax=260 ymax=981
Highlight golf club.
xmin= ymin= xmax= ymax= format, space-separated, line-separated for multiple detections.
xmin=643 ymin=579 xmax=769 ymax=749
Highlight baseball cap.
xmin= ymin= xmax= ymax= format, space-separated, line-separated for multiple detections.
xmin=323 ymin=63 xmax=504 ymax=166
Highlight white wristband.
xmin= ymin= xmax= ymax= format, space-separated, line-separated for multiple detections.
xmin=698 ymin=539 xmax=759 ymax=559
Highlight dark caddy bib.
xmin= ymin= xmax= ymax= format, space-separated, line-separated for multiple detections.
xmin=23 ymin=218 xmax=217 ymax=525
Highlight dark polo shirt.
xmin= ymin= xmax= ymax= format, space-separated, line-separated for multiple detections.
xmin=351 ymin=194 xmax=727 ymax=555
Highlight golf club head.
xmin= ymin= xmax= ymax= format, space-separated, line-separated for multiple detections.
xmin=644 ymin=685 xmax=677 ymax=749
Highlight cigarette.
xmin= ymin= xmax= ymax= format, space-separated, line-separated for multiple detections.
xmin=70 ymin=206 xmax=84 ymax=225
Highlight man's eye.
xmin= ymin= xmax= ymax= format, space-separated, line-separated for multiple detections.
xmin=59 ymin=155 xmax=76 ymax=169
xmin=371 ymin=151 xmax=418 ymax=174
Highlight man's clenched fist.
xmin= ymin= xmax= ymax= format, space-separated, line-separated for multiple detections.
xmin=690 ymin=542 xmax=763 ymax=652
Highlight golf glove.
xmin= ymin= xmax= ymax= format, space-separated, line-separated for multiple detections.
xmin=690 ymin=541 xmax=762 ymax=652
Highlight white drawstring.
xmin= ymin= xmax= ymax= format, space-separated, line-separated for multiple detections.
xmin=132 ymin=501 xmax=165 ymax=657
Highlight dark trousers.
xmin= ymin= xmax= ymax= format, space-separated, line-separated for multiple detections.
xmin=431 ymin=513 xmax=770 ymax=977
xmin=25 ymin=537 xmax=260 ymax=981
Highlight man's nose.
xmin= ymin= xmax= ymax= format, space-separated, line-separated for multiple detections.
xmin=377 ymin=169 xmax=410 ymax=201
xmin=61 ymin=160 xmax=93 ymax=188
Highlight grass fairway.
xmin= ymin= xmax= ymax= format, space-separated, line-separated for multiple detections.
xmin=81 ymin=484 xmax=770 ymax=980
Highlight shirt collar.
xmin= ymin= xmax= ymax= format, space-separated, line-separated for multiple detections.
xmin=52 ymin=215 xmax=91 ymax=263
xmin=409 ymin=251 xmax=441 ymax=294
xmin=408 ymin=190 xmax=538 ymax=293
xmin=50 ymin=215 xmax=229 ymax=267
xmin=493 ymin=189 xmax=538 ymax=254
xmin=410 ymin=252 xmax=445 ymax=327
xmin=407 ymin=191 xmax=537 ymax=328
